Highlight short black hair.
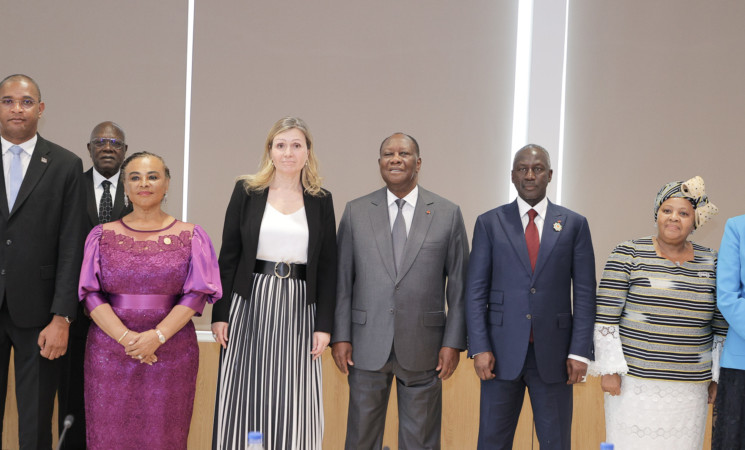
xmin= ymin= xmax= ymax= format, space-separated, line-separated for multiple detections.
xmin=0 ymin=74 xmax=42 ymax=101
xmin=379 ymin=133 xmax=420 ymax=157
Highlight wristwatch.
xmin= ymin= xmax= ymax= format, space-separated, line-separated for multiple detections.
xmin=58 ymin=315 xmax=72 ymax=324
xmin=155 ymin=329 xmax=166 ymax=344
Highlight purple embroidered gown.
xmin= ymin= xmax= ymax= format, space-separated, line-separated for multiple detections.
xmin=79 ymin=220 xmax=221 ymax=449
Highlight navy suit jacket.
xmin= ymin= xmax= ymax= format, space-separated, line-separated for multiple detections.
xmin=465 ymin=199 xmax=596 ymax=384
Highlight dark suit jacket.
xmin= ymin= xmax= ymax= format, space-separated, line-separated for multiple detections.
xmin=211 ymin=181 xmax=337 ymax=333
xmin=0 ymin=134 xmax=86 ymax=327
xmin=332 ymin=187 xmax=469 ymax=372
xmin=465 ymin=200 xmax=596 ymax=384
xmin=83 ymin=168 xmax=131 ymax=230
xmin=71 ymin=168 xmax=131 ymax=338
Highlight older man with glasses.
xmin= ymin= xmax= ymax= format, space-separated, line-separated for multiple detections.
xmin=57 ymin=121 xmax=131 ymax=449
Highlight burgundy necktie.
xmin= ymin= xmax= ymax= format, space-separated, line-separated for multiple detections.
xmin=526 ymin=209 xmax=539 ymax=272
xmin=525 ymin=209 xmax=539 ymax=343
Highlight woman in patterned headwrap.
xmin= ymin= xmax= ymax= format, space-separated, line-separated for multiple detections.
xmin=588 ymin=176 xmax=727 ymax=449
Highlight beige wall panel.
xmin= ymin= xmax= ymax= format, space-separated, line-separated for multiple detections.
xmin=563 ymin=0 xmax=745 ymax=268
xmin=1 ymin=0 xmax=188 ymax=219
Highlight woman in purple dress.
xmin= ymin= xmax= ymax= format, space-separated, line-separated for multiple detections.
xmin=78 ymin=152 xmax=221 ymax=449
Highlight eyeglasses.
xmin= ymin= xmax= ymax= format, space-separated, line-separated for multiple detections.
xmin=90 ymin=138 xmax=126 ymax=150
xmin=0 ymin=98 xmax=38 ymax=109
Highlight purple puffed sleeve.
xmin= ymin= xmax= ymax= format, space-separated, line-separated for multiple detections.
xmin=178 ymin=225 xmax=223 ymax=315
xmin=78 ymin=225 xmax=108 ymax=313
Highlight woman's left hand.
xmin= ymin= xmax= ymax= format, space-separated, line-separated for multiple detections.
xmin=310 ymin=332 xmax=330 ymax=361
xmin=125 ymin=330 xmax=162 ymax=362
xmin=708 ymin=381 xmax=718 ymax=404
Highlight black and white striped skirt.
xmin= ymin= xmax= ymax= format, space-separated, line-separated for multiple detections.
xmin=213 ymin=273 xmax=323 ymax=450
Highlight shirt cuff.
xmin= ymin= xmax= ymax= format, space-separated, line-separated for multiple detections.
xmin=568 ymin=354 xmax=591 ymax=365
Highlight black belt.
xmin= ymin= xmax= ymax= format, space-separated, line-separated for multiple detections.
xmin=254 ymin=259 xmax=307 ymax=280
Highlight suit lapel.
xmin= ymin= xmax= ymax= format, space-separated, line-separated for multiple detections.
xmin=533 ymin=201 xmax=564 ymax=279
xmin=247 ymin=189 xmax=268 ymax=250
xmin=369 ymin=188 xmax=397 ymax=282
xmin=10 ymin=136 xmax=51 ymax=217
xmin=0 ymin=151 xmax=8 ymax=218
xmin=304 ymin=192 xmax=320 ymax=264
xmin=397 ymin=187 xmax=434 ymax=281
xmin=497 ymin=201 xmax=533 ymax=275
xmin=111 ymin=180 xmax=127 ymax=220
xmin=84 ymin=169 xmax=99 ymax=226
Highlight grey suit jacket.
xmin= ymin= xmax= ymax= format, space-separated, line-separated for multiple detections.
xmin=332 ymin=186 xmax=469 ymax=372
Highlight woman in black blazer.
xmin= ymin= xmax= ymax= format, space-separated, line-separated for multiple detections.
xmin=211 ymin=117 xmax=336 ymax=450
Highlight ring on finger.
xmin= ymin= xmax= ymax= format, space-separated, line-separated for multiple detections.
xmin=137 ymin=355 xmax=143 ymax=360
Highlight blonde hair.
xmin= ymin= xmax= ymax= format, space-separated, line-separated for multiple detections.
xmin=239 ymin=117 xmax=325 ymax=196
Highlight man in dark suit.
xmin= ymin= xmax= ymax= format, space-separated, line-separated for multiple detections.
xmin=465 ymin=144 xmax=596 ymax=450
xmin=332 ymin=133 xmax=469 ymax=449
xmin=58 ymin=121 xmax=129 ymax=449
xmin=0 ymin=74 xmax=86 ymax=448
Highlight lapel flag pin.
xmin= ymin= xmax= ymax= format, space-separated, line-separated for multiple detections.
xmin=426 ymin=210 xmax=431 ymax=215
xmin=41 ymin=157 xmax=48 ymax=163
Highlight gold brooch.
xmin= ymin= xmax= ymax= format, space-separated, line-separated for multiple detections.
xmin=163 ymin=237 xmax=172 ymax=245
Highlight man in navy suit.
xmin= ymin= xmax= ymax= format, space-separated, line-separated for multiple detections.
xmin=465 ymin=144 xmax=596 ymax=450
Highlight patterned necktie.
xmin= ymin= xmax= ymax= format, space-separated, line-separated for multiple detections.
xmin=99 ymin=180 xmax=113 ymax=224
xmin=8 ymin=145 xmax=24 ymax=210
xmin=525 ymin=209 xmax=539 ymax=272
xmin=392 ymin=198 xmax=407 ymax=274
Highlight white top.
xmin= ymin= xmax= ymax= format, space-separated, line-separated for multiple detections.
xmin=2 ymin=135 xmax=37 ymax=206
xmin=92 ymin=168 xmax=121 ymax=213
xmin=386 ymin=186 xmax=418 ymax=236
xmin=256 ymin=202 xmax=309 ymax=264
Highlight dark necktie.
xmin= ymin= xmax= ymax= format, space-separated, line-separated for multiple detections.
xmin=392 ymin=198 xmax=407 ymax=274
xmin=525 ymin=209 xmax=539 ymax=272
xmin=8 ymin=145 xmax=24 ymax=210
xmin=99 ymin=180 xmax=113 ymax=224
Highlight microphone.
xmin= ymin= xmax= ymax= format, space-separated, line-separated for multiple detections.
xmin=55 ymin=415 xmax=74 ymax=450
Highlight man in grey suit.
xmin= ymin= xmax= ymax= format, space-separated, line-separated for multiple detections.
xmin=332 ymin=132 xmax=469 ymax=449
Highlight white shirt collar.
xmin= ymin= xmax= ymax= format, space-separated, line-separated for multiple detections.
xmin=387 ymin=185 xmax=418 ymax=208
xmin=92 ymin=168 xmax=120 ymax=189
xmin=516 ymin=195 xmax=548 ymax=219
xmin=1 ymin=134 xmax=38 ymax=156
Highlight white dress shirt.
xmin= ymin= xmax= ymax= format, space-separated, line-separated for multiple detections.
xmin=516 ymin=195 xmax=548 ymax=240
xmin=2 ymin=135 xmax=37 ymax=207
xmin=92 ymin=168 xmax=121 ymax=214
xmin=386 ymin=186 xmax=418 ymax=236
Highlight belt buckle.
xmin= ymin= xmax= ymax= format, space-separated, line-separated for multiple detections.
xmin=274 ymin=261 xmax=291 ymax=279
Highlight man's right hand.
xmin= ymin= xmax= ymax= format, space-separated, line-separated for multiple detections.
xmin=473 ymin=352 xmax=496 ymax=380
xmin=332 ymin=341 xmax=354 ymax=375
xmin=601 ymin=373 xmax=622 ymax=396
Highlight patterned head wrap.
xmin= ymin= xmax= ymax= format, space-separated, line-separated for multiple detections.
xmin=653 ymin=176 xmax=718 ymax=229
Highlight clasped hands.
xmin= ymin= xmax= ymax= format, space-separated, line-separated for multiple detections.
xmin=122 ymin=330 xmax=162 ymax=365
